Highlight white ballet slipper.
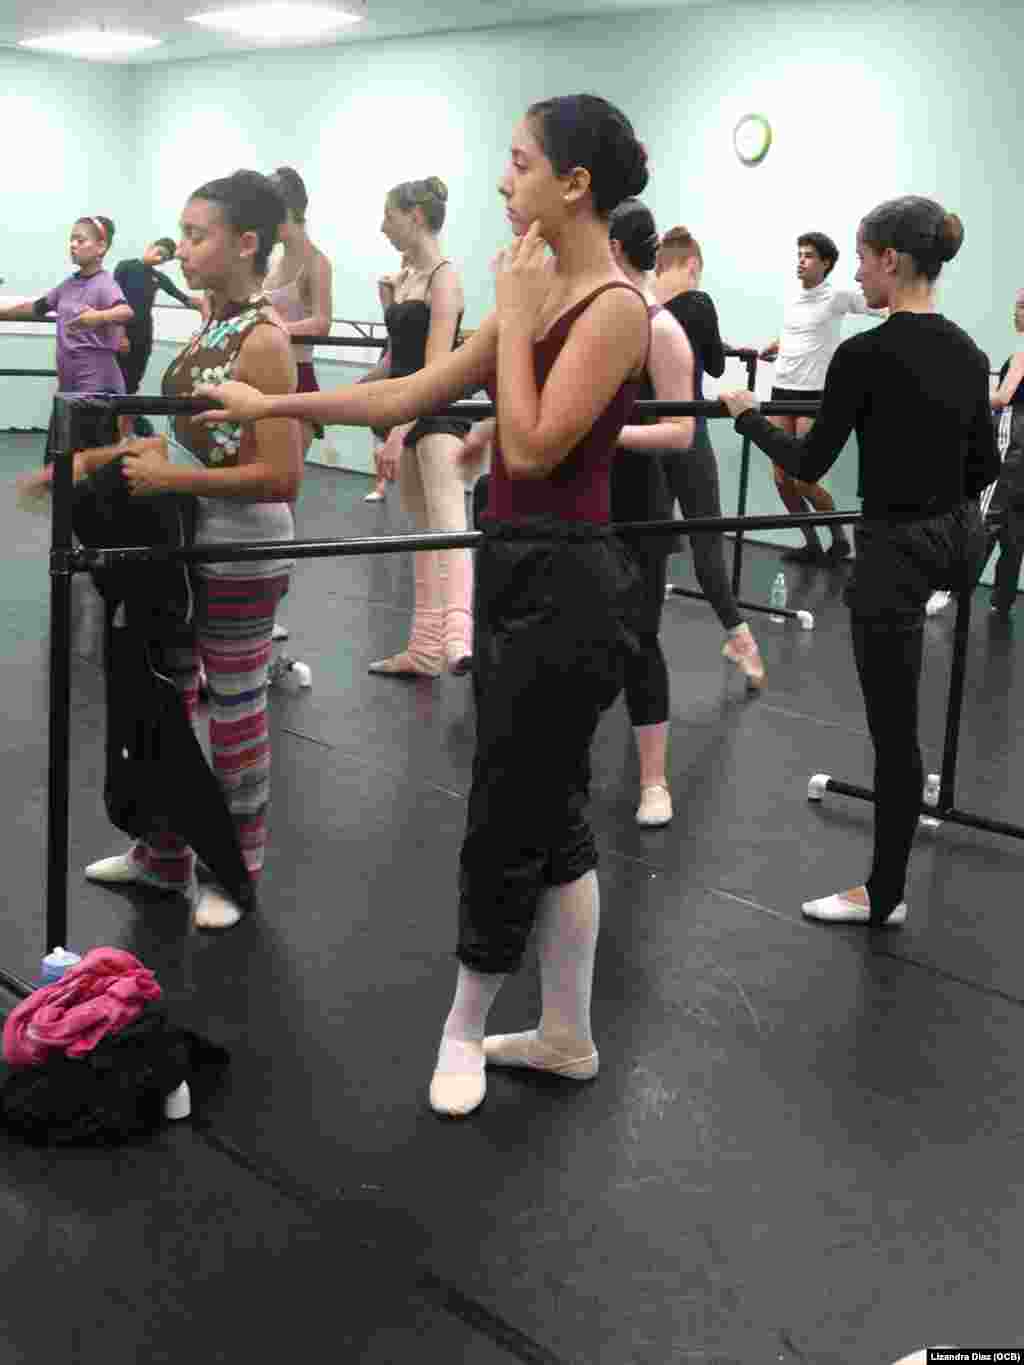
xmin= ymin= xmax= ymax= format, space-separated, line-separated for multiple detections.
xmin=801 ymin=890 xmax=907 ymax=926
xmin=483 ymin=1030 xmax=599 ymax=1080
xmin=636 ymin=784 xmax=672 ymax=827
xmin=194 ymin=886 xmax=246 ymax=930
xmin=429 ymin=1038 xmax=487 ymax=1117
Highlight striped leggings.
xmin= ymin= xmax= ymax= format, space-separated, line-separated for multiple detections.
xmin=130 ymin=571 xmax=290 ymax=890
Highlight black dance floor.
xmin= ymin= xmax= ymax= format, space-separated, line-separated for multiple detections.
xmin=1 ymin=433 xmax=1023 ymax=1364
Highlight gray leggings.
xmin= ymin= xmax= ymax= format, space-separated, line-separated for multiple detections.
xmin=662 ymin=420 xmax=743 ymax=632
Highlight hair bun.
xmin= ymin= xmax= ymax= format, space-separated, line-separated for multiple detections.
xmin=940 ymin=211 xmax=964 ymax=263
xmin=624 ymin=140 xmax=650 ymax=198
xmin=426 ymin=176 xmax=448 ymax=202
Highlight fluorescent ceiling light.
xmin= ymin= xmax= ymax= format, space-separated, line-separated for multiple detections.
xmin=19 ymin=30 xmax=162 ymax=57
xmin=187 ymin=4 xmax=363 ymax=39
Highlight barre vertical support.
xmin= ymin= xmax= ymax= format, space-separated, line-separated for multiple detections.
xmin=936 ymin=585 xmax=972 ymax=812
xmin=668 ymin=351 xmax=811 ymax=626
xmin=45 ymin=395 xmax=74 ymax=955
xmin=809 ymin=580 xmax=1024 ymax=842
xmin=730 ymin=352 xmax=758 ymax=600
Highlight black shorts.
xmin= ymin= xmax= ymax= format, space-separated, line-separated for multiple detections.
xmin=770 ymin=386 xmax=823 ymax=405
xmin=402 ymin=417 xmax=471 ymax=449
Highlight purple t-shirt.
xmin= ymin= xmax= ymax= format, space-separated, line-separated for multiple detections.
xmin=43 ymin=270 xmax=128 ymax=393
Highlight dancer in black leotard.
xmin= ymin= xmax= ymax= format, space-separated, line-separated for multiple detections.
xmin=370 ymin=178 xmax=473 ymax=677
xmin=654 ymin=225 xmax=765 ymax=686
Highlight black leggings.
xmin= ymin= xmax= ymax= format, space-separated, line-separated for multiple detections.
xmin=845 ymin=502 xmax=985 ymax=921
xmin=117 ymin=335 xmax=153 ymax=395
xmin=985 ymin=482 xmax=1024 ymax=609
xmin=851 ymin=614 xmax=926 ymax=917
xmin=662 ymin=421 xmax=743 ymax=632
xmin=619 ymin=539 xmax=669 ymax=728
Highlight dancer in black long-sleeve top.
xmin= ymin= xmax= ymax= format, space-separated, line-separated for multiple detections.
xmin=985 ymin=288 xmax=1024 ymax=619
xmin=720 ymin=196 xmax=998 ymax=927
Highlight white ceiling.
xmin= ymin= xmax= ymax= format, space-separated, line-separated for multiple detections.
xmin=0 ymin=0 xmax=696 ymax=64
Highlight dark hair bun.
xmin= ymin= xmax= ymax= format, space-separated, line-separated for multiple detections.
xmin=860 ymin=195 xmax=963 ymax=283
xmin=609 ymin=198 xmax=658 ymax=271
xmin=623 ymin=141 xmax=649 ymax=200
xmin=940 ymin=212 xmax=964 ymax=263
xmin=527 ymin=94 xmax=649 ymax=217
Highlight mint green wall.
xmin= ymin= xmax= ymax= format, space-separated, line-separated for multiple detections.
xmin=0 ymin=50 xmax=138 ymax=429
xmin=3 ymin=3 xmax=1022 ymax=569
xmin=0 ymin=51 xmax=137 ymax=294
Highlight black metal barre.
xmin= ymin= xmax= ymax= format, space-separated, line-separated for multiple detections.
xmin=289 ymin=339 xmax=763 ymax=358
xmin=2 ymin=315 xmax=759 ymax=360
xmin=0 ymin=369 xmax=59 ymax=377
xmin=52 ymin=392 xmax=817 ymax=421
xmin=76 ymin=512 xmax=861 ymax=570
xmin=41 ymin=500 xmax=854 ymax=958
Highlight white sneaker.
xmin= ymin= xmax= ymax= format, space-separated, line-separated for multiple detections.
xmin=636 ymin=784 xmax=672 ymax=827
xmin=925 ymin=590 xmax=952 ymax=616
xmin=801 ymin=890 xmax=907 ymax=925
xmin=268 ymin=655 xmax=312 ymax=690
xmin=85 ymin=852 xmax=143 ymax=884
xmin=271 ymin=622 xmax=289 ymax=641
xmin=363 ymin=490 xmax=385 ymax=503
xmin=85 ymin=852 xmax=191 ymax=895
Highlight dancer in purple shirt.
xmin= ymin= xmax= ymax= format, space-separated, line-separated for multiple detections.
xmin=0 ymin=215 xmax=134 ymax=456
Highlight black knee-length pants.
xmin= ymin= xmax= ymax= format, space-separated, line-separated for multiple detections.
xmin=457 ymin=518 xmax=639 ymax=974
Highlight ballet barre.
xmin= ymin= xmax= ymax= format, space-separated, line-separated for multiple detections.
xmin=27 ymin=389 xmax=850 ymax=974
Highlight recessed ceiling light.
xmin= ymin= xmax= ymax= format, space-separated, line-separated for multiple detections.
xmin=187 ymin=4 xmax=364 ymax=40
xmin=19 ymin=30 xmax=163 ymax=58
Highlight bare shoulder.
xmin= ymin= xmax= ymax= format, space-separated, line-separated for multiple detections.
xmin=580 ymin=283 xmax=649 ymax=357
xmin=590 ymin=281 xmax=649 ymax=324
xmin=309 ymin=244 xmax=332 ymax=276
xmin=652 ymin=305 xmax=692 ymax=353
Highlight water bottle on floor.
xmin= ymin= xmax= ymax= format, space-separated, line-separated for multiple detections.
xmin=770 ymin=572 xmax=788 ymax=622
xmin=40 ymin=946 xmax=81 ymax=984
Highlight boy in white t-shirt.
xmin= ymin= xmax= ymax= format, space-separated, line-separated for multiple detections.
xmin=759 ymin=231 xmax=883 ymax=565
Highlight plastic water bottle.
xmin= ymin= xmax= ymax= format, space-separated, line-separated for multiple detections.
xmin=770 ymin=572 xmax=788 ymax=622
xmin=40 ymin=946 xmax=82 ymax=984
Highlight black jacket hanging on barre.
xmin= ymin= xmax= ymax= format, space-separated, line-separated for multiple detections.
xmin=69 ymin=460 xmax=255 ymax=913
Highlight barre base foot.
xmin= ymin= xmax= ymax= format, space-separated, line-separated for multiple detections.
xmin=807 ymin=774 xmax=831 ymax=801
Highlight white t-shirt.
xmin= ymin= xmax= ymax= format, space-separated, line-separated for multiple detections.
xmin=775 ymin=281 xmax=880 ymax=391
